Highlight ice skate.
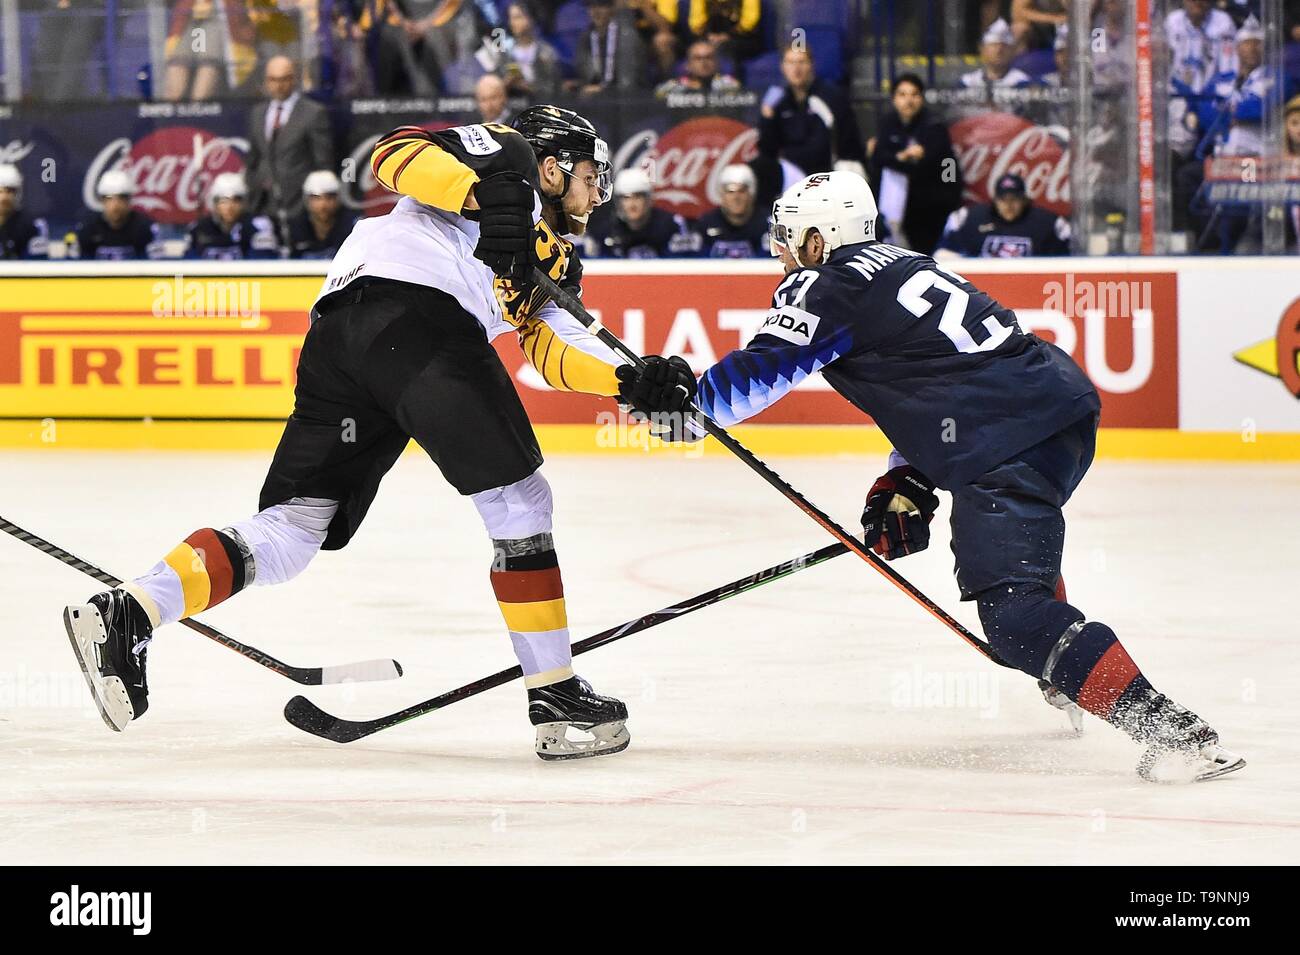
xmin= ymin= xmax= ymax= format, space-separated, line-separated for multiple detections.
xmin=1038 ymin=679 xmax=1084 ymax=734
xmin=529 ymin=675 xmax=629 ymax=761
xmin=63 ymin=590 xmax=152 ymax=732
xmin=1110 ymin=689 xmax=1245 ymax=782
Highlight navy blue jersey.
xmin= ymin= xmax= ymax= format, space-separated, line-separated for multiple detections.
xmin=288 ymin=209 xmax=356 ymax=260
xmin=939 ymin=203 xmax=1071 ymax=258
xmin=586 ymin=207 xmax=700 ymax=259
xmin=186 ymin=213 xmax=279 ymax=260
xmin=0 ymin=210 xmax=49 ymax=259
xmin=696 ymin=207 xmax=770 ymax=258
xmin=75 ymin=210 xmax=159 ymax=260
xmin=694 ymin=242 xmax=1100 ymax=489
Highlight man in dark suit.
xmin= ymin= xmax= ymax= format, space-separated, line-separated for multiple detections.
xmin=245 ymin=56 xmax=335 ymax=231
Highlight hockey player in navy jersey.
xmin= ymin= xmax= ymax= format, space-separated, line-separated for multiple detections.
xmin=621 ymin=171 xmax=1244 ymax=781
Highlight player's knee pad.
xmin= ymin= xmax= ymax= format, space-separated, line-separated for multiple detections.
xmin=471 ymin=470 xmax=553 ymax=542
xmin=227 ymin=496 xmax=338 ymax=586
xmin=976 ymin=582 xmax=1085 ymax=678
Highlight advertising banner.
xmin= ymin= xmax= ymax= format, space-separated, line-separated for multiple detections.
xmin=0 ymin=264 xmax=1185 ymax=432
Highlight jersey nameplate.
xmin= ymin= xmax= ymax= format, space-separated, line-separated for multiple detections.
xmin=454 ymin=124 xmax=504 ymax=156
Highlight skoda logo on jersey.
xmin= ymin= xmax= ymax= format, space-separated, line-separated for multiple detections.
xmin=455 ymin=124 xmax=503 ymax=157
xmin=757 ymin=306 xmax=820 ymax=346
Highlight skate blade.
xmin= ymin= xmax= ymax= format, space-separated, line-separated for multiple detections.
xmin=534 ymin=720 xmax=630 ymax=761
xmin=1138 ymin=742 xmax=1246 ymax=784
xmin=63 ymin=605 xmax=133 ymax=732
xmin=1064 ymin=703 xmax=1084 ymax=735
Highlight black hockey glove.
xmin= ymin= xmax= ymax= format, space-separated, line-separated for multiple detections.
xmin=615 ymin=355 xmax=697 ymax=416
xmin=473 ymin=172 xmax=536 ymax=283
xmin=861 ymin=465 xmax=940 ymax=560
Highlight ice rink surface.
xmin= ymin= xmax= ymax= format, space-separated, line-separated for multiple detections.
xmin=2 ymin=448 xmax=1297 ymax=865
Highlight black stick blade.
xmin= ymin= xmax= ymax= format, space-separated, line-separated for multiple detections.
xmin=283 ymin=695 xmax=373 ymax=743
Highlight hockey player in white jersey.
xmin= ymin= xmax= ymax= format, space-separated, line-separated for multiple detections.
xmin=62 ymin=107 xmax=686 ymax=760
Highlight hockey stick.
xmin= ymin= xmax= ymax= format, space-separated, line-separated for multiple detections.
xmin=531 ymin=269 xmax=1013 ymax=670
xmin=1 ymin=515 xmax=403 ymax=685
xmin=283 ymin=541 xmax=850 ymax=742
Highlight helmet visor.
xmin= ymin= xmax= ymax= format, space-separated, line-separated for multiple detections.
xmin=769 ymin=213 xmax=794 ymax=258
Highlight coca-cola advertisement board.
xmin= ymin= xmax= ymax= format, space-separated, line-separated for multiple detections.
xmin=0 ymin=97 xmax=767 ymax=235
xmin=949 ymin=111 xmax=1071 ymax=216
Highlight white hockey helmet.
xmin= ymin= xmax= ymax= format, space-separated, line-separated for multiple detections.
xmin=207 ymin=171 xmax=248 ymax=210
xmin=302 ymin=169 xmax=341 ymax=198
xmin=718 ymin=163 xmax=756 ymax=194
xmin=96 ymin=169 xmax=135 ymax=198
xmin=614 ymin=167 xmax=653 ymax=198
xmin=770 ymin=170 xmax=878 ymax=266
xmin=0 ymin=163 xmax=22 ymax=205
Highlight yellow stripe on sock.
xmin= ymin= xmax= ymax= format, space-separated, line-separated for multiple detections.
xmin=162 ymin=541 xmax=211 ymax=619
xmin=524 ymin=665 xmax=575 ymax=690
xmin=496 ymin=597 xmax=567 ymax=634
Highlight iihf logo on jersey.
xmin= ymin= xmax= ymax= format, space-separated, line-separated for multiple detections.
xmin=49 ymin=885 xmax=152 ymax=935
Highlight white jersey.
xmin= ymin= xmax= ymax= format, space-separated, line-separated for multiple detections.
xmin=960 ymin=67 xmax=1032 ymax=89
xmin=318 ymin=196 xmax=622 ymax=368
xmin=318 ymin=196 xmax=507 ymax=337
xmin=1165 ymin=8 xmax=1237 ymax=92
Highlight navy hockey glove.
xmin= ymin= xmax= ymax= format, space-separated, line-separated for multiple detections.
xmin=473 ymin=172 xmax=535 ymax=282
xmin=615 ymin=356 xmax=697 ymax=416
xmin=861 ymin=465 xmax=940 ymax=560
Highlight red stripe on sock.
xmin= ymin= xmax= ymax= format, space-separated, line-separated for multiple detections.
xmin=489 ymin=566 xmax=564 ymax=603
xmin=1054 ymin=575 xmax=1068 ymax=602
xmin=1077 ymin=641 xmax=1141 ymax=717
xmin=184 ymin=528 xmax=234 ymax=607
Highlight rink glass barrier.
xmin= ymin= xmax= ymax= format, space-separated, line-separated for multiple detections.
xmin=2 ymin=2 xmax=1299 ymax=257
xmin=0 ymin=258 xmax=1296 ymax=459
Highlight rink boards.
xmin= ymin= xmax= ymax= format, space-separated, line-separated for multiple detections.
xmin=0 ymin=258 xmax=1296 ymax=459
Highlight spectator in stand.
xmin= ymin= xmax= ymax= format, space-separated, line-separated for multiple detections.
xmin=32 ymin=0 xmax=109 ymax=102
xmin=627 ymin=0 xmax=680 ymax=81
xmin=585 ymin=167 xmax=699 ymax=257
xmin=187 ymin=173 xmax=280 ymax=260
xmin=693 ymin=164 xmax=769 ymax=258
xmin=569 ymin=0 xmax=648 ymax=96
xmin=1011 ymin=0 xmax=1066 ymax=51
xmin=1091 ymin=0 xmax=1134 ymax=89
xmin=475 ymin=73 xmax=513 ymax=124
xmin=74 ymin=170 xmax=160 ymax=261
xmin=1287 ymin=93 xmax=1300 ymax=155
xmin=287 ymin=171 xmax=357 ymax=259
xmin=1196 ymin=15 xmax=1281 ymax=157
xmin=478 ymin=1 xmax=563 ymax=100
xmin=1167 ymin=0 xmax=1236 ymax=232
xmin=867 ymin=73 xmax=964 ymax=255
xmin=689 ymin=0 xmax=761 ymax=64
xmin=655 ymin=39 xmax=742 ymax=96
xmin=388 ymin=0 xmax=489 ymax=95
xmin=758 ymin=45 xmax=868 ymax=180
xmin=0 ymin=165 xmax=49 ymax=260
xmin=961 ymin=19 xmax=1032 ymax=89
xmin=248 ymin=0 xmax=304 ymax=68
xmin=936 ymin=173 xmax=1070 ymax=258
xmin=1041 ymin=24 xmax=1068 ymax=87
xmin=163 ymin=0 xmax=259 ymax=100
xmin=246 ymin=56 xmax=335 ymax=232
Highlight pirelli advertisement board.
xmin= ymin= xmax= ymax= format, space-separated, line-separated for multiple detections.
xmin=0 ymin=260 xmax=1297 ymax=457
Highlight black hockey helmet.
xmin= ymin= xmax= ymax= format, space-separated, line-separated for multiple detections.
xmin=512 ymin=105 xmax=612 ymax=204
